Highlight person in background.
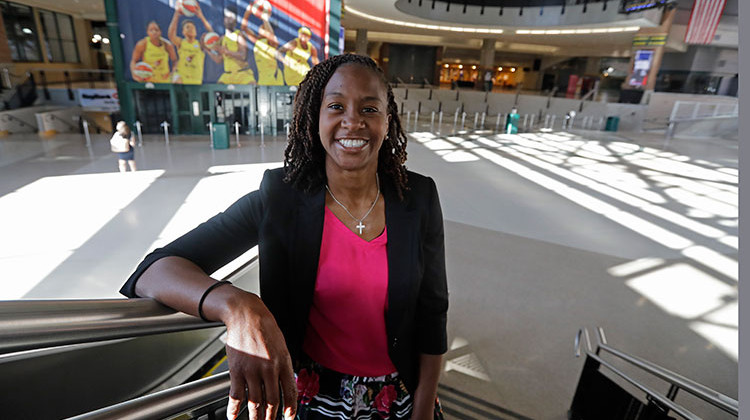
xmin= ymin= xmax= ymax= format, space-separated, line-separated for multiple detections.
xmin=279 ymin=26 xmax=319 ymax=87
xmin=211 ymin=5 xmax=255 ymax=84
xmin=168 ymin=2 xmax=215 ymax=84
xmin=110 ymin=121 xmax=137 ymax=172
xmin=120 ymin=54 xmax=448 ymax=420
xmin=241 ymin=5 xmax=283 ymax=85
xmin=130 ymin=21 xmax=177 ymax=83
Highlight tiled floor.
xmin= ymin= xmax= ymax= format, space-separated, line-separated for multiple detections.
xmin=0 ymin=125 xmax=738 ymax=419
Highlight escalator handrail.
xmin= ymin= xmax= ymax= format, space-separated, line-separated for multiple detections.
xmin=67 ymin=371 xmax=231 ymax=420
xmin=597 ymin=342 xmax=739 ymax=415
xmin=0 ymin=256 xmax=257 ymax=356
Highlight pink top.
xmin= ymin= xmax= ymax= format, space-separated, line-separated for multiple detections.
xmin=302 ymin=206 xmax=396 ymax=376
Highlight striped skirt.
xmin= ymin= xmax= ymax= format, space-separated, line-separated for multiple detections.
xmin=295 ymin=361 xmax=444 ymax=419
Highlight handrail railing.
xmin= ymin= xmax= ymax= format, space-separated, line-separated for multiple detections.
xmin=68 ymin=371 xmax=231 ymax=420
xmin=575 ymin=327 xmax=738 ymax=418
xmin=1 ymin=114 xmax=38 ymax=132
xmin=0 ymin=256 xmax=257 ymax=356
xmin=45 ymin=113 xmax=78 ymax=131
xmin=597 ymin=343 xmax=738 ymax=415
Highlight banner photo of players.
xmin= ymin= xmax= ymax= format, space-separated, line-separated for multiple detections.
xmin=119 ymin=0 xmax=329 ymax=86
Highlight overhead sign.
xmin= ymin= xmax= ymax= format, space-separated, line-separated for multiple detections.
xmin=77 ymin=89 xmax=120 ymax=111
xmin=632 ymin=34 xmax=667 ymax=46
xmin=116 ymin=0 xmax=333 ymax=86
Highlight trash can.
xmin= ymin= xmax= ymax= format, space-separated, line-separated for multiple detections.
xmin=212 ymin=122 xmax=229 ymax=149
xmin=605 ymin=116 xmax=619 ymax=132
xmin=506 ymin=111 xmax=520 ymax=134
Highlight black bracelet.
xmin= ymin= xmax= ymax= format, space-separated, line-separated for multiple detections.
xmin=198 ymin=280 xmax=232 ymax=322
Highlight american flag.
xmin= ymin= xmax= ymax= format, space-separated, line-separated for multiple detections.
xmin=684 ymin=0 xmax=727 ymax=44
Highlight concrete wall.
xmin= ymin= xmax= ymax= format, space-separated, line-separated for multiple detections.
xmin=0 ymin=105 xmax=60 ymax=133
xmin=36 ymin=106 xmax=82 ymax=133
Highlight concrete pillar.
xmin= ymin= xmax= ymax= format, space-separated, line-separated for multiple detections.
xmin=624 ymin=7 xmax=676 ymax=91
xmin=478 ymin=38 xmax=496 ymax=90
xmin=355 ymin=29 xmax=368 ymax=56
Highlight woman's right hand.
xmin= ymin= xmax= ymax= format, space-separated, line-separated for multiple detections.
xmin=221 ymin=292 xmax=298 ymax=420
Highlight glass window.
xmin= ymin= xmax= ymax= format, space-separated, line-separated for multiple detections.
xmin=39 ymin=9 xmax=79 ymax=63
xmin=0 ymin=1 xmax=42 ymax=61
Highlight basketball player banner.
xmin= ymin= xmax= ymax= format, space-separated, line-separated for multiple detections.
xmin=117 ymin=0 xmax=335 ymax=85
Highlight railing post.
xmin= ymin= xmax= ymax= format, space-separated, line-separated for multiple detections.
xmin=437 ymin=110 xmax=443 ymax=134
xmin=39 ymin=70 xmax=50 ymax=100
xmin=64 ymin=71 xmax=73 ymax=101
xmin=134 ymin=121 xmax=143 ymax=147
xmin=234 ymin=121 xmax=241 ymax=147
xmin=161 ymin=121 xmax=170 ymax=144
xmin=82 ymin=119 xmax=91 ymax=148
xmin=430 ymin=111 xmax=435 ymax=132
xmin=480 ymin=112 xmax=486 ymax=130
xmin=460 ymin=112 xmax=466 ymax=130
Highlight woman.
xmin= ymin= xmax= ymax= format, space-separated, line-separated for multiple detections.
xmin=279 ymin=26 xmax=319 ymax=87
xmin=120 ymin=54 xmax=448 ymax=420
xmin=110 ymin=121 xmax=136 ymax=172
xmin=168 ymin=3 xmax=215 ymax=84
xmin=130 ymin=21 xmax=177 ymax=83
xmin=241 ymin=6 xmax=283 ymax=85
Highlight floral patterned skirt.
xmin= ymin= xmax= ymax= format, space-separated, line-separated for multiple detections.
xmin=295 ymin=360 xmax=444 ymax=420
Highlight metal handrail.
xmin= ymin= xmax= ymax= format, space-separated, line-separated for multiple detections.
xmin=0 ymin=256 xmax=257 ymax=356
xmin=0 ymin=299 xmax=221 ymax=356
xmin=581 ymin=327 xmax=738 ymax=417
xmin=1 ymin=114 xmax=37 ymax=131
xmin=46 ymin=113 xmax=79 ymax=131
xmin=597 ymin=342 xmax=738 ymax=415
xmin=586 ymin=352 xmax=701 ymax=420
xmin=68 ymin=371 xmax=231 ymax=420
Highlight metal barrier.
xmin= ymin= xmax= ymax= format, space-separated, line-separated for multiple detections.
xmin=570 ymin=327 xmax=738 ymax=419
xmin=666 ymin=100 xmax=738 ymax=140
xmin=0 ymin=256 xmax=258 ymax=418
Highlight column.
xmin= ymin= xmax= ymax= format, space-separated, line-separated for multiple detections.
xmin=355 ymin=28 xmax=368 ymax=56
xmin=478 ymin=38 xmax=496 ymax=91
xmin=624 ymin=7 xmax=676 ymax=92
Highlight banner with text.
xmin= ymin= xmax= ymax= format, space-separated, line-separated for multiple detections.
xmin=117 ymin=0 xmax=331 ymax=85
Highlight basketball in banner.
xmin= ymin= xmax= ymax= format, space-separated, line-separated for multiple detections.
xmin=117 ymin=0 xmax=332 ymax=86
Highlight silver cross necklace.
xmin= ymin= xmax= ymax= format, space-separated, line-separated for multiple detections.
xmin=325 ymin=174 xmax=380 ymax=235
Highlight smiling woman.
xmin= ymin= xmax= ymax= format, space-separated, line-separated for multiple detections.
xmin=120 ymin=53 xmax=449 ymax=420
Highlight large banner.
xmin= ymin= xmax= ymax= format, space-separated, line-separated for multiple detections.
xmin=117 ymin=0 xmax=330 ymax=85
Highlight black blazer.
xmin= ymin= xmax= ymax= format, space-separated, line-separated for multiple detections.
xmin=120 ymin=168 xmax=448 ymax=392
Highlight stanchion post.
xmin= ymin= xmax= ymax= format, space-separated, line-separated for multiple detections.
xmin=550 ymin=115 xmax=556 ymax=129
xmin=406 ymin=111 xmax=411 ymax=130
xmin=460 ymin=112 xmax=466 ymax=131
xmin=523 ymin=114 xmax=528 ymax=131
xmin=495 ymin=113 xmax=502 ymax=132
xmin=135 ymin=121 xmax=143 ymax=146
xmin=473 ymin=112 xmax=478 ymax=130
xmin=207 ymin=121 xmax=213 ymax=148
xmin=82 ymin=119 xmax=91 ymax=148
xmin=160 ymin=121 xmax=170 ymax=144
xmin=529 ymin=114 xmax=535 ymax=129
xmin=544 ymin=114 xmax=550 ymax=129
xmin=452 ymin=109 xmax=459 ymax=133
xmin=438 ymin=110 xmax=443 ymax=134
xmin=480 ymin=112 xmax=486 ymax=130
xmin=430 ymin=111 xmax=435 ymax=132
xmin=234 ymin=121 xmax=241 ymax=147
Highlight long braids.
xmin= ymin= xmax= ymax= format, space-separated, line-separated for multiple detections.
xmin=283 ymin=54 xmax=409 ymax=199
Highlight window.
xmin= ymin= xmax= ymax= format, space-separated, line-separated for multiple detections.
xmin=39 ymin=9 xmax=79 ymax=63
xmin=0 ymin=1 xmax=42 ymax=61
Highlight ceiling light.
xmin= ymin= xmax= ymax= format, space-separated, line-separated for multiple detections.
xmin=516 ymin=30 xmax=531 ymax=34
xmin=546 ymin=30 xmax=561 ymax=34
xmin=22 ymin=28 xmax=32 ymax=34
xmin=344 ymin=6 xmax=503 ymax=34
xmin=575 ymin=29 xmax=593 ymax=34
xmin=471 ymin=65 xmax=477 ymax=69
xmin=592 ymin=28 xmax=608 ymax=33
xmin=560 ymin=29 xmax=575 ymax=34
xmin=498 ymin=66 xmax=502 ymax=71
xmin=102 ymin=38 xmax=110 ymax=44
xmin=511 ymin=67 xmax=516 ymax=72
xmin=458 ymin=64 xmax=463 ymax=69
xmin=530 ymin=30 xmax=545 ymax=34
xmin=444 ymin=63 xmax=449 ymax=68
xmin=94 ymin=34 xmax=102 ymax=41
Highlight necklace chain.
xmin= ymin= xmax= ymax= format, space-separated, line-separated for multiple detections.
xmin=326 ymin=174 xmax=380 ymax=235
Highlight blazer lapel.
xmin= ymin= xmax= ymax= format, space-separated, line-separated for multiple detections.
xmin=384 ymin=178 xmax=418 ymax=338
xmin=294 ymin=187 xmax=326 ymax=309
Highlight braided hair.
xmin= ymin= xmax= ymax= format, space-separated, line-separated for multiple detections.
xmin=283 ymin=53 xmax=409 ymax=199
